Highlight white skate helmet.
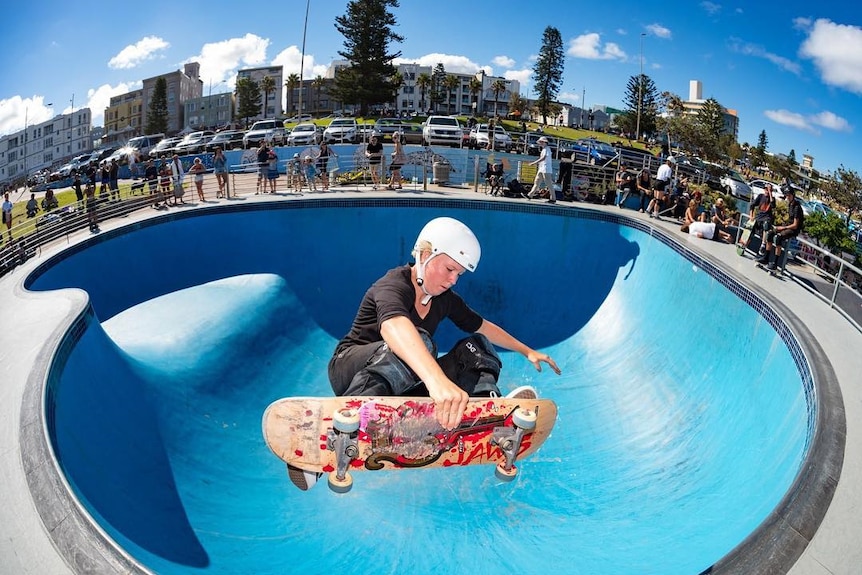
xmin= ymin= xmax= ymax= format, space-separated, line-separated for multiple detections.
xmin=413 ymin=217 xmax=481 ymax=303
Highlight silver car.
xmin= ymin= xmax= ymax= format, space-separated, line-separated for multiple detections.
xmin=286 ymin=123 xmax=322 ymax=146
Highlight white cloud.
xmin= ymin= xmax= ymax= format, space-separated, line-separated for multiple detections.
xmin=728 ymin=38 xmax=801 ymax=75
xmin=645 ymin=24 xmax=672 ymax=39
xmin=272 ymin=45 xmax=327 ymax=80
xmin=185 ymin=33 xmax=270 ymax=91
xmin=798 ymin=18 xmax=862 ymax=94
xmin=764 ymin=108 xmax=852 ymax=134
xmin=700 ymin=1 xmax=721 ymax=15
xmin=108 ymin=36 xmax=170 ymax=70
xmin=0 ymin=95 xmax=54 ymax=135
xmin=616 ymin=28 xmax=627 ymax=36
xmin=568 ymin=33 xmax=628 ymax=61
xmin=492 ymin=55 xmax=515 ymax=68
xmin=504 ymin=69 xmax=532 ymax=90
xmin=405 ymin=53 xmax=484 ymax=74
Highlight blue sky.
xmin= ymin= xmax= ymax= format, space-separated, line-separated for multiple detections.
xmin=1 ymin=0 xmax=860 ymax=174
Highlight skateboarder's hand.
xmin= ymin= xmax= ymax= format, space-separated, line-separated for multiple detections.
xmin=527 ymin=351 xmax=561 ymax=375
xmin=430 ymin=380 xmax=468 ymax=429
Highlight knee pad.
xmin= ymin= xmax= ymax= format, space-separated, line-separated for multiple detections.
xmin=452 ymin=334 xmax=502 ymax=378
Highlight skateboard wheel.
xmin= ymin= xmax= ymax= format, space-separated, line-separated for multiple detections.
xmin=495 ymin=463 xmax=518 ymax=482
xmin=333 ymin=408 xmax=360 ymax=433
xmin=328 ymin=471 xmax=353 ymax=493
xmin=512 ymin=408 xmax=538 ymax=431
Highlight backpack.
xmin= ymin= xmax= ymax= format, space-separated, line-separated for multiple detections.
xmin=506 ymin=179 xmax=528 ymax=197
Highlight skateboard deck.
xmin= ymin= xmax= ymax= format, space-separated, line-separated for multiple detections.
xmin=263 ymin=396 xmax=557 ymax=492
xmin=756 ymin=262 xmax=781 ymax=277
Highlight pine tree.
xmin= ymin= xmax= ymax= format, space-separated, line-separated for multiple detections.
xmin=531 ymin=26 xmax=564 ymax=124
xmin=235 ymin=77 xmax=262 ymax=128
xmin=620 ymin=74 xmax=659 ymax=137
xmin=145 ymin=77 xmax=169 ymax=135
xmin=330 ymin=0 xmax=403 ymax=116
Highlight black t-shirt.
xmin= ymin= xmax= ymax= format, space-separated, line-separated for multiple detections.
xmin=366 ymin=140 xmax=383 ymax=163
xmin=617 ymin=170 xmax=635 ymax=192
xmin=335 ymin=264 xmax=483 ymax=354
xmin=788 ymin=199 xmax=805 ymax=231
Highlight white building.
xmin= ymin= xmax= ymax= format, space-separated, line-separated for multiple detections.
xmin=0 ymin=108 xmax=92 ymax=187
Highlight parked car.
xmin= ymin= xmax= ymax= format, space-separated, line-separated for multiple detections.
xmin=173 ymin=131 xmax=216 ymax=155
xmin=468 ymin=124 xmax=514 ymax=151
xmin=701 ymin=162 xmax=751 ymax=199
xmin=373 ymin=118 xmax=403 ymax=141
xmin=286 ymin=123 xmax=323 ymax=146
xmin=748 ymin=179 xmax=783 ymax=201
xmin=284 ymin=114 xmax=313 ymax=124
xmin=568 ymin=138 xmax=617 ymax=164
xmin=422 ymin=116 xmax=462 ymax=147
xmin=205 ymin=130 xmax=245 ymax=152
xmin=125 ymin=133 xmax=165 ymax=158
xmin=148 ymin=137 xmax=184 ymax=158
xmin=396 ymin=124 xmax=423 ymax=144
xmin=323 ymin=118 xmax=359 ymax=144
xmin=522 ymin=132 xmax=560 ymax=157
xmin=243 ymin=120 xmax=287 ymax=148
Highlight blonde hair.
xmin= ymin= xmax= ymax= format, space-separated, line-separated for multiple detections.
xmin=412 ymin=239 xmax=432 ymax=262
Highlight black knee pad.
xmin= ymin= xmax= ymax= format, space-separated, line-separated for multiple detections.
xmin=438 ymin=334 xmax=502 ymax=385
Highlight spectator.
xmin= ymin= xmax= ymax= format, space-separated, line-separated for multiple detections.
xmin=85 ymin=176 xmax=99 ymax=233
xmin=683 ymin=220 xmax=732 ymax=242
xmin=189 ymin=157 xmax=206 ymax=201
xmin=144 ymin=159 xmax=160 ymax=207
xmin=266 ymin=149 xmax=279 ymax=193
xmin=288 ymin=153 xmax=303 ymax=193
xmin=527 ymin=136 xmax=554 ymax=203
xmin=649 ymin=156 xmax=674 ymax=219
xmin=109 ymin=158 xmax=120 ymax=201
xmin=744 ymin=182 xmax=776 ymax=257
xmin=387 ymin=132 xmax=407 ymax=190
xmin=2 ymin=192 xmax=13 ymax=241
xmin=99 ymin=162 xmax=110 ymax=200
xmin=303 ymin=157 xmax=318 ymax=192
xmin=366 ymin=134 xmax=384 ymax=189
xmin=171 ymin=154 xmax=186 ymax=205
xmin=26 ymin=193 xmax=39 ymax=218
xmin=72 ymin=173 xmax=84 ymax=204
xmin=615 ymin=162 xmax=634 ymax=208
xmin=256 ymin=141 xmax=270 ymax=194
xmin=682 ymin=192 xmax=706 ymax=230
xmin=315 ymin=142 xmax=337 ymax=191
xmin=636 ymin=167 xmax=652 ymax=213
xmin=213 ymin=148 xmax=228 ymax=198
xmin=159 ymin=160 xmax=174 ymax=206
xmin=710 ymin=197 xmax=733 ymax=238
xmin=757 ymin=186 xmax=804 ymax=271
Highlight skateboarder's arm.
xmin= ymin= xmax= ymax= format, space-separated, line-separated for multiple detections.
xmin=380 ymin=316 xmax=468 ymax=429
xmin=477 ymin=320 xmax=561 ymax=375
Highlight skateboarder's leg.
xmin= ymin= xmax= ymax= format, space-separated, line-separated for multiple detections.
xmin=330 ymin=330 xmax=437 ymax=396
xmin=437 ymin=334 xmax=503 ymax=396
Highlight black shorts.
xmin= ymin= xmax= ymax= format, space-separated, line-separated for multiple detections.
xmin=653 ymin=179 xmax=669 ymax=192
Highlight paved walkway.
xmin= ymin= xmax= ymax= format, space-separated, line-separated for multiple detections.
xmin=0 ymin=184 xmax=859 ymax=574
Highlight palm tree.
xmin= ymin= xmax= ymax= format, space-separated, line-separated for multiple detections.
xmin=444 ymin=74 xmax=460 ymax=115
xmin=491 ymin=79 xmax=507 ymax=118
xmin=468 ymin=77 xmax=482 ymax=116
xmin=260 ymin=75 xmax=276 ymax=119
xmin=312 ymin=76 xmax=326 ymax=115
xmin=416 ymin=73 xmax=431 ymax=114
xmin=391 ymin=71 xmax=404 ymax=114
xmin=285 ymin=74 xmax=300 ymax=116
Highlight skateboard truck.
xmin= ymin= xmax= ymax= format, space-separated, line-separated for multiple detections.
xmin=491 ymin=406 xmax=538 ymax=481
xmin=326 ymin=408 xmax=361 ymax=493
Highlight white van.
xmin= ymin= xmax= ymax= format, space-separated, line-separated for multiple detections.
xmin=126 ymin=134 xmax=165 ymax=158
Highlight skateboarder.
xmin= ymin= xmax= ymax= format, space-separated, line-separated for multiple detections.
xmin=756 ymin=186 xmax=804 ymax=271
xmin=328 ymin=217 xmax=561 ymax=431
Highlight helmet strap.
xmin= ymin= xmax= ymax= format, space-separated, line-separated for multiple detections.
xmin=415 ymin=252 xmax=437 ymax=306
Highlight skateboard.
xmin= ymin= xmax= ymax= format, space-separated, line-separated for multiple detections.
xmin=263 ymin=396 xmax=557 ymax=493
xmin=756 ymin=262 xmax=781 ymax=277
xmin=737 ymin=221 xmax=753 ymax=256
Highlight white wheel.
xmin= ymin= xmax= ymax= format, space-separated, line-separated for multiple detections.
xmin=512 ymin=407 xmax=538 ymax=431
xmin=333 ymin=408 xmax=360 ymax=433
xmin=328 ymin=471 xmax=353 ymax=493
xmin=495 ymin=463 xmax=518 ymax=482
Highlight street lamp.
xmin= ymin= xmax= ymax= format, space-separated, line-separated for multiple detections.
xmin=635 ymin=33 xmax=645 ymax=142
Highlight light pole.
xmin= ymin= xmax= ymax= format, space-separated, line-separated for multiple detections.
xmin=635 ymin=33 xmax=645 ymax=142
xmin=297 ymin=0 xmax=310 ymax=118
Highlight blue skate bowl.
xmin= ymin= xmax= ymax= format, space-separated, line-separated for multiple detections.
xmin=24 ymin=198 xmax=841 ymax=574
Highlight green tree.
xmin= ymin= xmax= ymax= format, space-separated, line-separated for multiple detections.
xmin=235 ymin=77 xmax=262 ymax=128
xmin=468 ymin=77 xmax=482 ymax=115
xmin=788 ymin=149 xmax=798 ymax=169
xmin=751 ymin=129 xmax=768 ymax=169
xmin=804 ymin=212 xmax=858 ymax=255
xmin=260 ymin=75 xmax=276 ymax=119
xmin=430 ymin=63 xmax=446 ymax=113
xmin=825 ymin=165 xmax=862 ymax=224
xmin=312 ymin=75 xmax=327 ymax=114
xmin=145 ymin=77 xmax=169 ymax=135
xmin=509 ymin=92 xmax=527 ymax=119
xmin=444 ymin=74 xmax=459 ymax=115
xmin=620 ymin=74 xmax=659 ymax=138
xmin=285 ymin=73 xmax=300 ymax=115
xmin=531 ymin=26 xmax=564 ymax=124
xmin=697 ymin=97 xmax=726 ymax=160
xmin=416 ymin=73 xmax=431 ymax=113
xmin=389 ymin=71 xmax=404 ymax=112
xmin=331 ymin=0 xmax=403 ymax=116
xmin=490 ymin=79 xmax=508 ymax=118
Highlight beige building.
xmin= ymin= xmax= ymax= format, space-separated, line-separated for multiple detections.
xmin=104 ymin=90 xmax=143 ymax=145
xmin=237 ymin=65 xmax=284 ymax=121
xmin=141 ymin=63 xmax=203 ymax=135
